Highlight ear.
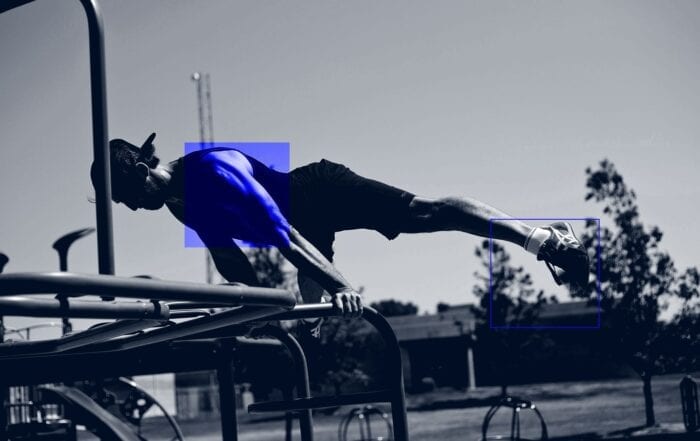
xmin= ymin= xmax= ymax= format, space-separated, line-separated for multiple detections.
xmin=135 ymin=162 xmax=150 ymax=179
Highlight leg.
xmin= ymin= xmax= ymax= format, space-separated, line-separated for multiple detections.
xmin=401 ymin=196 xmax=533 ymax=247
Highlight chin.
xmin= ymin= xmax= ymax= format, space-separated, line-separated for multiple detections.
xmin=142 ymin=200 xmax=166 ymax=211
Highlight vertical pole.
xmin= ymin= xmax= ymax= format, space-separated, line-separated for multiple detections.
xmin=253 ymin=326 xmax=314 ymax=441
xmin=79 ymin=0 xmax=114 ymax=276
xmin=217 ymin=339 xmax=238 ymax=441
xmin=467 ymin=346 xmax=476 ymax=390
xmin=364 ymin=310 xmax=409 ymax=441
xmin=191 ymin=72 xmax=215 ymax=284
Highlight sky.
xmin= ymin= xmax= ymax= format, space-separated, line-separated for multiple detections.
xmin=1 ymin=0 xmax=699 ymax=338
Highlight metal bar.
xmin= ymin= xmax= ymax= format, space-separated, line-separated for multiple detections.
xmin=248 ymin=390 xmax=392 ymax=413
xmin=261 ymin=306 xmax=410 ymax=441
xmin=0 ymin=341 xmax=221 ymax=385
xmin=0 ymin=320 xmax=162 ymax=357
xmin=0 ymin=296 xmax=169 ymax=320
xmin=362 ymin=308 xmax=410 ymax=441
xmin=0 ymin=272 xmax=296 ymax=307
xmin=91 ymin=306 xmax=285 ymax=352
xmin=217 ymin=339 xmax=238 ymax=441
xmin=79 ymin=0 xmax=114 ymax=275
xmin=253 ymin=326 xmax=313 ymax=441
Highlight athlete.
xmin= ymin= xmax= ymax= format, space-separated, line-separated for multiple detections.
xmin=91 ymin=133 xmax=590 ymax=334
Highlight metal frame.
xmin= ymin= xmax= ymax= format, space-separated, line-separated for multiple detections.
xmin=0 ymin=2 xmax=410 ymax=441
xmin=247 ymin=305 xmax=409 ymax=441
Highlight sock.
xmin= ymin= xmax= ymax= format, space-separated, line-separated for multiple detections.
xmin=524 ymin=227 xmax=551 ymax=255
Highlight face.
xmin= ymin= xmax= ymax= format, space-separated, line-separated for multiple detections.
xmin=117 ymin=164 xmax=168 ymax=211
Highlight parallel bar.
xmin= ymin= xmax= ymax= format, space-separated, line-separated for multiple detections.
xmin=88 ymin=306 xmax=285 ymax=352
xmin=0 ymin=296 xmax=169 ymax=320
xmin=0 ymin=340 xmax=221 ymax=386
xmin=0 ymin=320 xmax=162 ymax=357
xmin=248 ymin=390 xmax=392 ymax=413
xmin=0 ymin=273 xmax=296 ymax=307
xmin=79 ymin=0 xmax=114 ymax=275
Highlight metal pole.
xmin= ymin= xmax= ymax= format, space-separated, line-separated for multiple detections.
xmin=53 ymin=228 xmax=96 ymax=335
xmin=79 ymin=0 xmax=113 ymax=276
xmin=363 ymin=309 xmax=409 ymax=441
xmin=217 ymin=339 xmax=238 ymax=441
xmin=253 ymin=326 xmax=314 ymax=441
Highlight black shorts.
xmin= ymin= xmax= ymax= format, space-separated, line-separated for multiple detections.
xmin=289 ymin=159 xmax=415 ymax=261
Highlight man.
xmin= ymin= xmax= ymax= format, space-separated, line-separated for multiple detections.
xmin=91 ymin=133 xmax=589 ymax=333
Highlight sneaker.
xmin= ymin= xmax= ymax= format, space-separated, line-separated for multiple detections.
xmin=535 ymin=222 xmax=590 ymax=288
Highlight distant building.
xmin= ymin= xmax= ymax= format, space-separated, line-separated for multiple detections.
xmin=387 ymin=301 xmax=632 ymax=390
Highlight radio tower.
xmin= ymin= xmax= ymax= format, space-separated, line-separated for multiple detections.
xmin=191 ymin=72 xmax=216 ymax=284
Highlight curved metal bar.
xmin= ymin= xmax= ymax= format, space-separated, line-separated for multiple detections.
xmin=118 ymin=377 xmax=185 ymax=441
xmin=0 ymin=296 xmax=169 ymax=320
xmin=0 ymin=272 xmax=296 ymax=307
xmin=252 ymin=325 xmax=314 ymax=441
xmin=251 ymin=305 xmax=409 ymax=441
xmin=0 ymin=320 xmax=162 ymax=357
xmin=79 ymin=0 xmax=114 ymax=275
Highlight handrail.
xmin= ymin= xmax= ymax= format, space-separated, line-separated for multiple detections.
xmin=0 ymin=296 xmax=169 ymax=320
xmin=0 ymin=272 xmax=295 ymax=307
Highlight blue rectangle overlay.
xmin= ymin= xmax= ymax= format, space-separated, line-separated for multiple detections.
xmin=182 ymin=142 xmax=290 ymax=249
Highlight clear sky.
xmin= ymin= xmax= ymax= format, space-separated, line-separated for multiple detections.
xmin=1 ymin=0 xmax=699 ymax=338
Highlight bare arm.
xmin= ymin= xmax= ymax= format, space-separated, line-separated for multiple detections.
xmin=206 ymin=151 xmax=362 ymax=316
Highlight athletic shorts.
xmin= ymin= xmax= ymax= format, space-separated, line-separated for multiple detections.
xmin=288 ymin=159 xmax=415 ymax=261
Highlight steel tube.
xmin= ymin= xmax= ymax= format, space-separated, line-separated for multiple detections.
xmin=79 ymin=0 xmax=114 ymax=276
xmin=92 ymin=306 xmax=286 ymax=352
xmin=0 ymin=296 xmax=169 ymax=320
xmin=0 ymin=319 xmax=161 ymax=357
xmin=0 ymin=272 xmax=296 ymax=307
xmin=253 ymin=326 xmax=313 ymax=441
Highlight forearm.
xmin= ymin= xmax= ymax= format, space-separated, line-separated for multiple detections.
xmin=279 ymin=227 xmax=354 ymax=302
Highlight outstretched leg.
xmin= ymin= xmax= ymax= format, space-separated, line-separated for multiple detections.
xmin=401 ymin=196 xmax=533 ymax=246
xmin=400 ymin=196 xmax=590 ymax=288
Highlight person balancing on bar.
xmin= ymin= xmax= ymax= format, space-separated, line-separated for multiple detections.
xmin=91 ymin=134 xmax=590 ymax=336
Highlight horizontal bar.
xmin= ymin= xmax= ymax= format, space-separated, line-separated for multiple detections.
xmin=268 ymin=302 xmax=337 ymax=320
xmin=0 ymin=319 xmax=162 ymax=357
xmin=85 ymin=305 xmax=287 ymax=352
xmin=0 ymin=272 xmax=296 ymax=307
xmin=248 ymin=390 xmax=393 ymax=413
xmin=0 ymin=339 xmax=236 ymax=386
xmin=0 ymin=296 xmax=169 ymax=319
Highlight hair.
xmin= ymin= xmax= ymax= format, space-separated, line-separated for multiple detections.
xmin=90 ymin=138 xmax=160 ymax=203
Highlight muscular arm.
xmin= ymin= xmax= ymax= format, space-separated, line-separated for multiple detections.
xmin=206 ymin=150 xmax=361 ymax=314
xmin=202 ymin=234 xmax=261 ymax=286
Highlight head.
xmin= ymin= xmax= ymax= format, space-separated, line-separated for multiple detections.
xmin=90 ymin=133 xmax=169 ymax=211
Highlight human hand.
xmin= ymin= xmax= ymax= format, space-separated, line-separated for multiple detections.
xmin=331 ymin=288 xmax=364 ymax=317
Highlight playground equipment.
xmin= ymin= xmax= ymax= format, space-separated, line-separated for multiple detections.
xmin=481 ymin=396 xmax=548 ymax=441
xmin=1 ymin=1 xmax=410 ymax=440
xmin=338 ymin=405 xmax=393 ymax=441
xmin=680 ymin=375 xmax=699 ymax=433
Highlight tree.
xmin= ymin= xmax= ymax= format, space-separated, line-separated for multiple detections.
xmin=370 ymin=299 xmax=419 ymax=317
xmin=472 ymin=240 xmax=554 ymax=396
xmin=578 ymin=159 xmax=678 ymax=427
xmin=664 ymin=268 xmax=700 ymax=373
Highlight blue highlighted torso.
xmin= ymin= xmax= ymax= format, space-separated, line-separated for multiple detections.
xmin=167 ymin=148 xmax=291 ymax=248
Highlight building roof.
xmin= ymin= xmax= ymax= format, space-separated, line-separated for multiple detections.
xmin=386 ymin=301 xmax=598 ymax=342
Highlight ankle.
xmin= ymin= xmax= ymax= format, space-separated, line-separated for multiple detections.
xmin=524 ymin=227 xmax=550 ymax=255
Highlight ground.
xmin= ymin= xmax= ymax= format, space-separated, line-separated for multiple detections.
xmin=89 ymin=372 xmax=697 ymax=441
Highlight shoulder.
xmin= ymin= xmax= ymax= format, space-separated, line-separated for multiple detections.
xmin=187 ymin=148 xmax=254 ymax=176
